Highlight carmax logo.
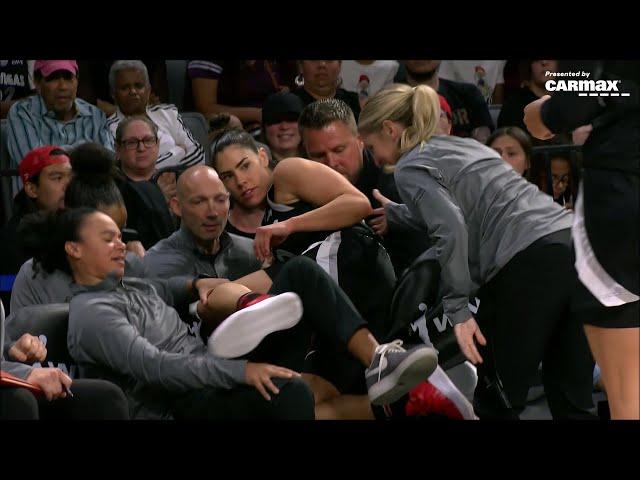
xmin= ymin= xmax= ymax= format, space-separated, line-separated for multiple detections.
xmin=545 ymin=79 xmax=631 ymax=97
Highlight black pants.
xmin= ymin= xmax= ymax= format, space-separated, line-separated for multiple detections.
xmin=474 ymin=229 xmax=595 ymax=419
xmin=172 ymin=257 xmax=369 ymax=420
xmin=0 ymin=379 xmax=130 ymax=420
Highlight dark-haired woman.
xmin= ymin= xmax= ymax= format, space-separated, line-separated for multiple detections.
xmin=210 ymin=128 xmax=414 ymax=419
xmin=21 ymin=207 xmax=435 ymax=419
xmin=486 ymin=126 xmax=533 ymax=178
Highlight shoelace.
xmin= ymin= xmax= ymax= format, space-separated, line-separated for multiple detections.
xmin=375 ymin=339 xmax=406 ymax=383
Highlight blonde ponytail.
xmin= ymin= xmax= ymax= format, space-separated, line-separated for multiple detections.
xmin=359 ymin=83 xmax=441 ymax=154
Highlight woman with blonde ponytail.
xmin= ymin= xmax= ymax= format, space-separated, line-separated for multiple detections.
xmin=359 ymin=84 xmax=596 ymax=420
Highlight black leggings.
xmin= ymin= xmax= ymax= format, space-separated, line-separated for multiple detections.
xmin=0 ymin=379 xmax=130 ymax=420
xmin=474 ymin=229 xmax=595 ymax=419
xmin=172 ymin=257 xmax=369 ymax=420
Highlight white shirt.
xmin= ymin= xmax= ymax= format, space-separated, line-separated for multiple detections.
xmin=107 ymin=104 xmax=205 ymax=169
xmin=340 ymin=61 xmax=399 ymax=106
xmin=438 ymin=61 xmax=506 ymax=103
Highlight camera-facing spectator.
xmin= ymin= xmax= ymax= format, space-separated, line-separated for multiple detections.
xmin=106 ymin=60 xmax=204 ymax=169
xmin=486 ymin=127 xmax=533 ymax=178
xmin=260 ymin=92 xmax=305 ymax=165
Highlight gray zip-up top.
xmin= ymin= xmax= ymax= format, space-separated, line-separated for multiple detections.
xmin=10 ymin=252 xmax=145 ymax=314
xmin=394 ymin=135 xmax=573 ymax=325
xmin=67 ymin=274 xmax=247 ymax=419
xmin=143 ymin=227 xmax=261 ymax=279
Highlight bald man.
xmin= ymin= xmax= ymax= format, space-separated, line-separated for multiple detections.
xmin=143 ymin=165 xmax=261 ymax=280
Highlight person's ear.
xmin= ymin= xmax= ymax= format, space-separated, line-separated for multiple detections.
xmin=258 ymin=148 xmax=269 ymax=168
xmin=24 ymin=181 xmax=38 ymax=200
xmin=382 ymin=120 xmax=399 ymax=141
xmin=64 ymin=240 xmax=82 ymax=260
xmin=169 ymin=196 xmax=182 ymax=218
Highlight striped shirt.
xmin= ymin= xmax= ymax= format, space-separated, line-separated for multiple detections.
xmin=6 ymin=95 xmax=114 ymax=193
xmin=106 ymin=104 xmax=204 ymax=169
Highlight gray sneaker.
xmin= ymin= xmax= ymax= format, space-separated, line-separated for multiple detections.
xmin=366 ymin=340 xmax=439 ymax=405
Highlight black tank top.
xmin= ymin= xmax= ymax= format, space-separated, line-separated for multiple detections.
xmin=263 ymin=185 xmax=333 ymax=262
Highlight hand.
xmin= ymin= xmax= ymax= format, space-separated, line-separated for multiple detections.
xmin=157 ymin=171 xmax=178 ymax=204
xmin=572 ymin=124 xmax=593 ymax=146
xmin=368 ymin=189 xmax=391 ymax=236
xmin=254 ymin=221 xmax=293 ymax=263
xmin=26 ymin=368 xmax=72 ymax=402
xmin=8 ymin=334 xmax=47 ymax=363
xmin=523 ymin=95 xmax=555 ymax=140
xmin=126 ymin=240 xmax=146 ymax=259
xmin=194 ymin=277 xmax=230 ymax=304
xmin=454 ymin=317 xmax=487 ymax=365
xmin=245 ymin=362 xmax=301 ymax=401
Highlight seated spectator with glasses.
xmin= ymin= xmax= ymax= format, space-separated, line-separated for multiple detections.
xmin=106 ymin=60 xmax=205 ymax=170
xmin=114 ymin=117 xmax=177 ymax=249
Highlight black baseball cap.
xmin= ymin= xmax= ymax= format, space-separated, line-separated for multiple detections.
xmin=262 ymin=92 xmax=304 ymax=126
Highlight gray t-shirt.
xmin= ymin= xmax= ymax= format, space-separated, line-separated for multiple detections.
xmin=394 ymin=135 xmax=573 ymax=325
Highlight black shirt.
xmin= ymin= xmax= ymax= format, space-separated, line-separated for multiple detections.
xmin=117 ymin=177 xmax=177 ymax=250
xmin=0 ymin=60 xmax=34 ymax=104
xmin=438 ymin=78 xmax=494 ymax=138
xmin=293 ymin=87 xmax=361 ymax=121
xmin=498 ymin=86 xmax=539 ymax=131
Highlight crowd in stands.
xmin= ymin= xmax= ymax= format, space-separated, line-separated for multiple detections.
xmin=1 ymin=59 xmax=637 ymax=421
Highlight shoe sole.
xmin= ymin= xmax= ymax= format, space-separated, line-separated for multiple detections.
xmin=208 ymin=292 xmax=303 ymax=359
xmin=368 ymin=347 xmax=439 ymax=405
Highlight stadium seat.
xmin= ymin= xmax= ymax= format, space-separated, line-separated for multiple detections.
xmin=166 ymin=60 xmax=187 ymax=111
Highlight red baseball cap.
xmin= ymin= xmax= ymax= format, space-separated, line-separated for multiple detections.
xmin=34 ymin=60 xmax=78 ymax=78
xmin=19 ymin=146 xmax=70 ymax=183
xmin=438 ymin=95 xmax=453 ymax=121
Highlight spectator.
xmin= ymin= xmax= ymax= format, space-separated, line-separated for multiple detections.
xmin=0 ymin=147 xmax=72 ymax=302
xmin=340 ymin=60 xmax=399 ymax=108
xmin=437 ymin=94 xmax=453 ymax=135
xmin=185 ymin=60 xmax=297 ymax=133
xmin=395 ymin=60 xmax=493 ymax=142
xmin=76 ymin=60 xmax=169 ymax=117
xmin=293 ymin=61 xmax=361 ymax=120
xmin=358 ymin=84 xmax=596 ymax=419
xmin=486 ymin=126 xmax=533 ymax=177
xmin=260 ymin=92 xmax=305 ymax=164
xmin=6 ymin=60 xmax=114 ymax=194
xmin=113 ymin=117 xmax=178 ymax=249
xmin=298 ymin=98 xmax=431 ymax=277
xmin=106 ymin=60 xmax=204 ymax=169
xmin=0 ymin=60 xmax=35 ymax=119
xmin=438 ymin=60 xmax=507 ymax=104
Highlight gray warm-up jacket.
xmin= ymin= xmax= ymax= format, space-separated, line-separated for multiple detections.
xmin=393 ymin=135 xmax=573 ymax=325
xmin=67 ymin=274 xmax=247 ymax=419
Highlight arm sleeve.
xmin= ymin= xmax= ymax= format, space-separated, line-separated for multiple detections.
xmin=68 ymin=298 xmax=247 ymax=392
xmin=6 ymin=102 xmax=45 ymax=166
xmin=146 ymin=276 xmax=195 ymax=309
xmin=385 ymin=201 xmax=425 ymax=233
xmin=187 ymin=60 xmax=223 ymax=80
xmin=465 ymin=84 xmax=494 ymax=130
xmin=395 ymin=165 xmax=473 ymax=325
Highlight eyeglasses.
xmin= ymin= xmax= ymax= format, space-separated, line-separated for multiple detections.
xmin=120 ymin=136 xmax=158 ymax=150
xmin=552 ymin=174 xmax=570 ymax=186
